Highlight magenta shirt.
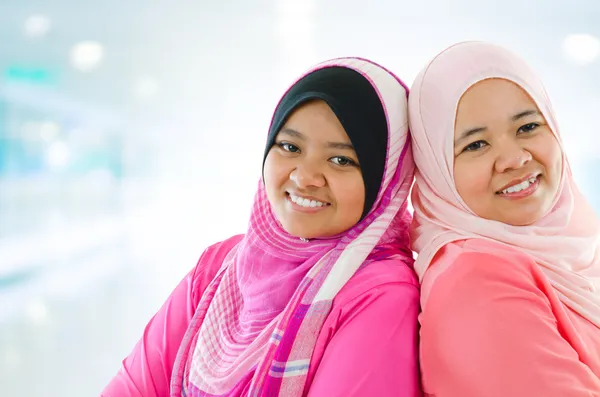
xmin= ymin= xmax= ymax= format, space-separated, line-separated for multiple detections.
xmin=102 ymin=235 xmax=422 ymax=397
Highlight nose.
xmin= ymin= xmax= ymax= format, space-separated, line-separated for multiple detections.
xmin=494 ymin=141 xmax=532 ymax=173
xmin=289 ymin=162 xmax=326 ymax=188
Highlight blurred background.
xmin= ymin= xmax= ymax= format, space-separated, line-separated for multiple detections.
xmin=0 ymin=0 xmax=598 ymax=395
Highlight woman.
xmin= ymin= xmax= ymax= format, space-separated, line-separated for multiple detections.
xmin=409 ymin=41 xmax=600 ymax=396
xmin=102 ymin=57 xmax=421 ymax=396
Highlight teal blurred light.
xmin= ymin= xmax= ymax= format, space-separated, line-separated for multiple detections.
xmin=3 ymin=66 xmax=58 ymax=86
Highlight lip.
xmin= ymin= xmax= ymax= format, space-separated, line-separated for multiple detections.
xmin=285 ymin=192 xmax=331 ymax=213
xmin=286 ymin=191 xmax=330 ymax=205
xmin=496 ymin=172 xmax=541 ymax=193
xmin=496 ymin=175 xmax=541 ymax=200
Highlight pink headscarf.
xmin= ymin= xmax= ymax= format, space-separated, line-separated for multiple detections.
xmin=170 ymin=57 xmax=415 ymax=396
xmin=408 ymin=41 xmax=600 ymax=327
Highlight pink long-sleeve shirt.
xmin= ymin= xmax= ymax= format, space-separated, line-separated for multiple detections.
xmin=420 ymin=239 xmax=600 ymax=397
xmin=102 ymin=235 xmax=422 ymax=397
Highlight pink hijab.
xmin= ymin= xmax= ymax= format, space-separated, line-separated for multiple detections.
xmin=171 ymin=57 xmax=415 ymax=396
xmin=409 ymin=41 xmax=600 ymax=327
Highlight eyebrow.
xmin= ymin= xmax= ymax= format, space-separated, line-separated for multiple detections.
xmin=512 ymin=109 xmax=540 ymax=121
xmin=279 ymin=127 xmax=355 ymax=150
xmin=454 ymin=126 xmax=486 ymax=146
xmin=279 ymin=127 xmax=305 ymax=140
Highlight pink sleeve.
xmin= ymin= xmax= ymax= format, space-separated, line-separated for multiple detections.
xmin=101 ymin=236 xmax=241 ymax=397
xmin=421 ymin=251 xmax=600 ymax=397
xmin=100 ymin=268 xmax=198 ymax=397
xmin=307 ymin=281 xmax=422 ymax=397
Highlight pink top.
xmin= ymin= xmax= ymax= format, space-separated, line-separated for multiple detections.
xmin=420 ymin=240 xmax=600 ymax=397
xmin=102 ymin=235 xmax=422 ymax=397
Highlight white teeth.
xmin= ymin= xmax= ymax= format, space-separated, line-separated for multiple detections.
xmin=289 ymin=194 xmax=326 ymax=208
xmin=501 ymin=177 xmax=537 ymax=194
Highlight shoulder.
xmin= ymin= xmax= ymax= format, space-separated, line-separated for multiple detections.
xmin=331 ymin=258 xmax=420 ymax=324
xmin=196 ymin=234 xmax=244 ymax=265
xmin=422 ymin=239 xmax=555 ymax=336
xmin=190 ymin=234 xmax=245 ymax=301
xmin=431 ymin=239 xmax=546 ymax=299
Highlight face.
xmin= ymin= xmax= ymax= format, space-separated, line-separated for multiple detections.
xmin=453 ymin=78 xmax=563 ymax=226
xmin=263 ymin=100 xmax=366 ymax=239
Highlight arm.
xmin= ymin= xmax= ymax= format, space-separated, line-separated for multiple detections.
xmin=420 ymin=251 xmax=600 ymax=397
xmin=100 ymin=235 xmax=241 ymax=397
xmin=100 ymin=267 xmax=198 ymax=397
xmin=307 ymin=281 xmax=422 ymax=397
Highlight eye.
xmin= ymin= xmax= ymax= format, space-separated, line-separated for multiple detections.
xmin=462 ymin=140 xmax=488 ymax=153
xmin=277 ymin=142 xmax=300 ymax=153
xmin=518 ymin=122 xmax=540 ymax=134
xmin=330 ymin=156 xmax=358 ymax=167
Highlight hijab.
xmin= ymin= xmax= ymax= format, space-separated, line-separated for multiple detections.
xmin=408 ymin=41 xmax=600 ymax=326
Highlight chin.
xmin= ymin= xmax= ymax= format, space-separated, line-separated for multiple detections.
xmin=280 ymin=221 xmax=315 ymax=239
xmin=501 ymin=211 xmax=544 ymax=226
xmin=505 ymin=217 xmax=537 ymax=226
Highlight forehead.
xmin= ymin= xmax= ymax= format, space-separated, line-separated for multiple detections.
xmin=282 ymin=100 xmax=350 ymax=140
xmin=456 ymin=78 xmax=538 ymax=121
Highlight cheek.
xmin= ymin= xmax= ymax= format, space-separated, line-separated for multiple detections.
xmin=533 ymin=133 xmax=563 ymax=186
xmin=330 ymin=174 xmax=365 ymax=216
xmin=549 ymin=138 xmax=564 ymax=183
xmin=263 ymin=152 xmax=288 ymax=197
xmin=454 ymin=160 xmax=493 ymax=203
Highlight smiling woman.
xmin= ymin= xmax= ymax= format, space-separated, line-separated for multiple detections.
xmin=102 ymin=57 xmax=421 ymax=397
xmin=408 ymin=41 xmax=600 ymax=397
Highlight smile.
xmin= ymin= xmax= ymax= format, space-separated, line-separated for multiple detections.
xmin=288 ymin=193 xmax=329 ymax=208
xmin=499 ymin=176 xmax=538 ymax=194
xmin=496 ymin=174 xmax=541 ymax=199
